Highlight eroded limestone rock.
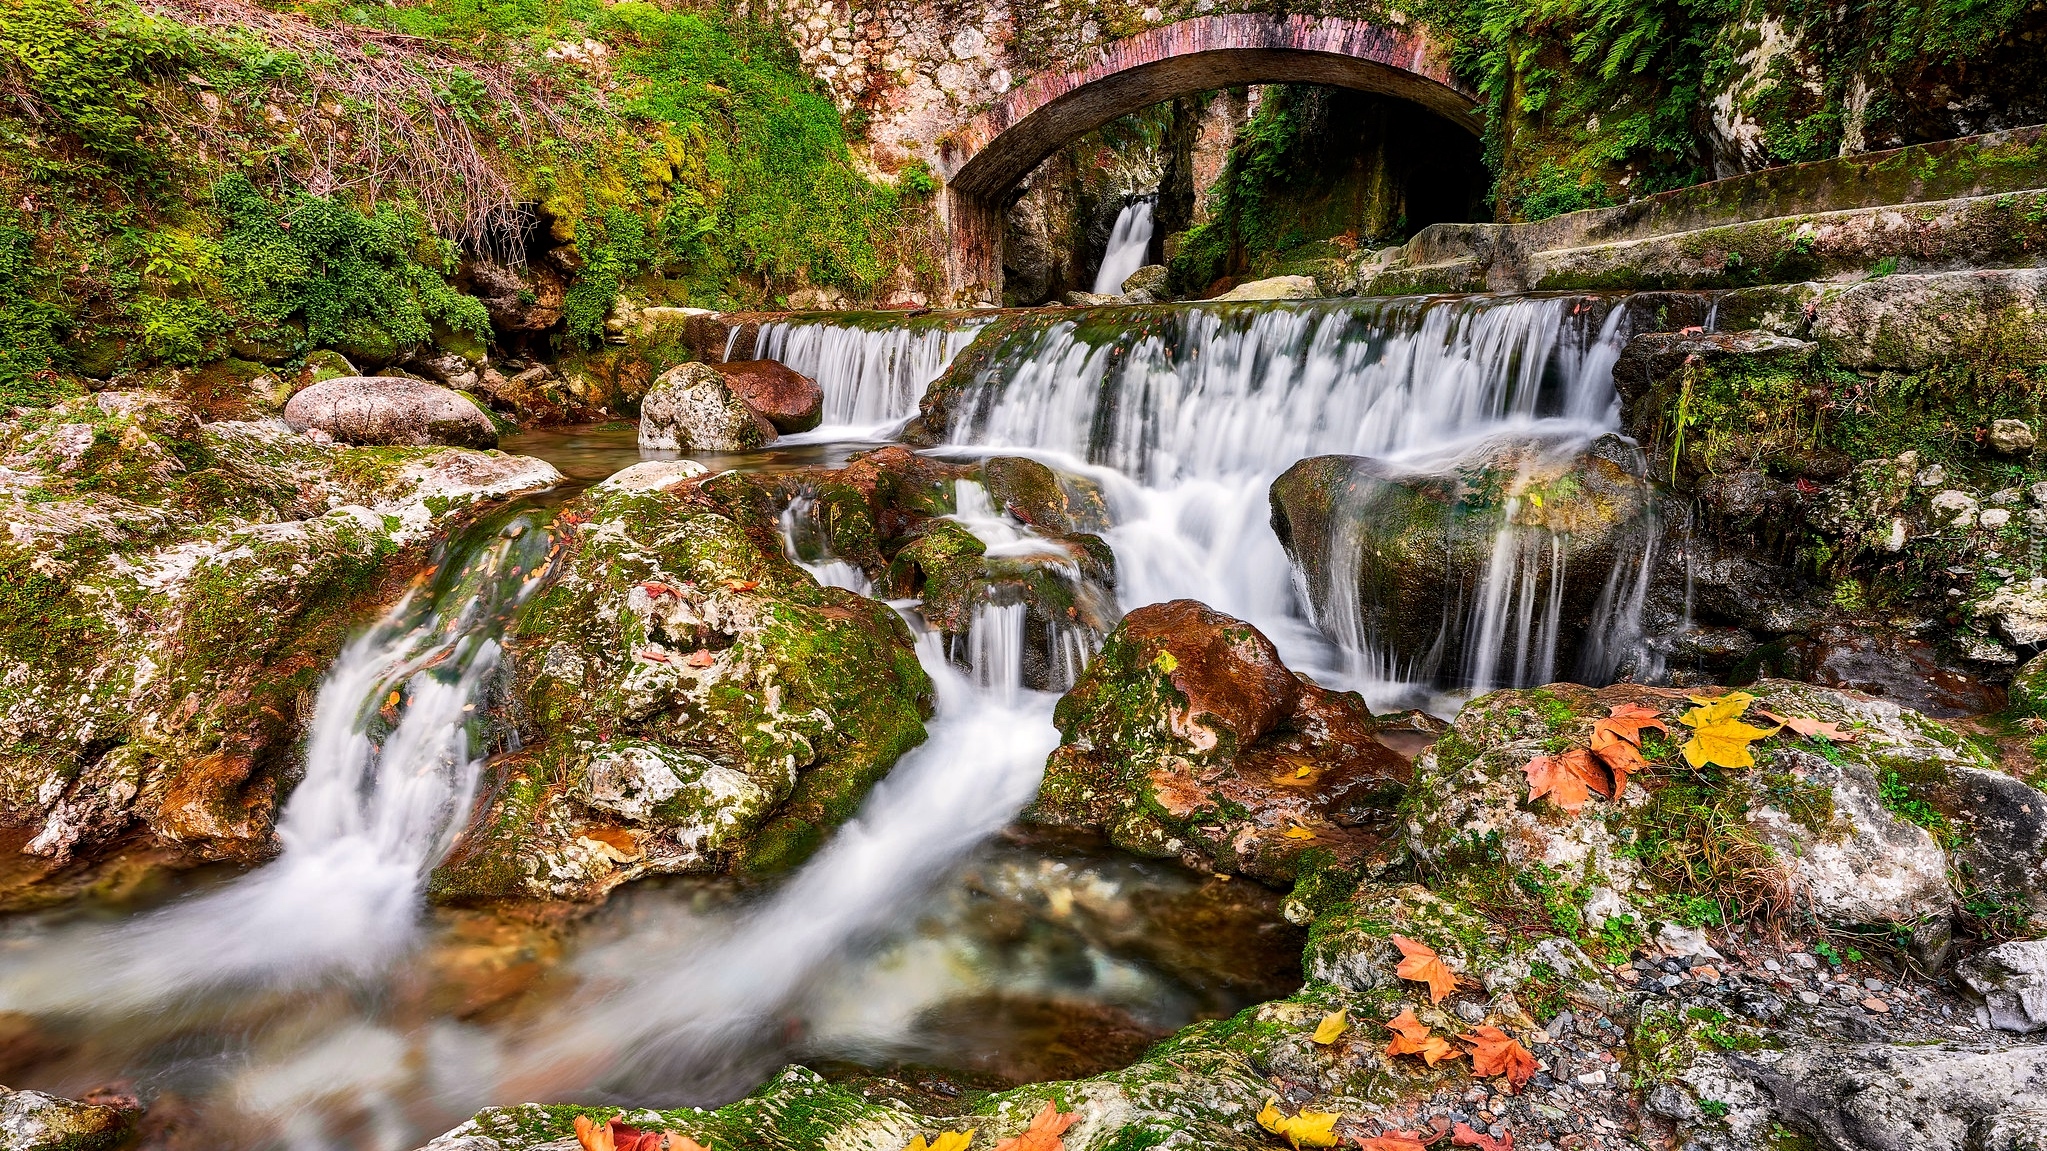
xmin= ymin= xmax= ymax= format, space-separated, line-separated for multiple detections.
xmin=283 ymin=376 xmax=499 ymax=448
xmin=638 ymin=362 xmax=776 ymax=452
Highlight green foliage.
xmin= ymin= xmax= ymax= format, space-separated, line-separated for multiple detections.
xmin=0 ymin=0 xmax=195 ymax=172
xmin=0 ymin=222 xmax=75 ymax=401
xmin=215 ymin=174 xmax=489 ymax=354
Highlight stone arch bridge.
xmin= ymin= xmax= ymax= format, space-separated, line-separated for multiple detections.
xmin=769 ymin=3 xmax=1478 ymax=304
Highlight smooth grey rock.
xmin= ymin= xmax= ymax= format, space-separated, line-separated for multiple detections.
xmin=1810 ymin=268 xmax=2047 ymax=370
xmin=1960 ymin=941 xmax=2047 ymax=1033
xmin=1212 ymin=274 xmax=1319 ymax=301
xmin=637 ymin=362 xmax=775 ymax=452
xmin=1747 ymin=749 xmax=1954 ymax=926
xmin=283 ymin=376 xmax=498 ymax=448
xmin=596 ymin=459 xmax=710 ymax=493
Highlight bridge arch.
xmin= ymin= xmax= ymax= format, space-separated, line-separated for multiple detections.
xmin=935 ymin=13 xmax=1482 ymax=303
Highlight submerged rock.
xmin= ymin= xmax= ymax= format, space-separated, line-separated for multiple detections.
xmin=1271 ymin=434 xmax=1656 ymax=690
xmin=1029 ymin=599 xmax=1409 ymax=885
xmin=638 ymin=362 xmax=776 ymax=452
xmin=0 ymin=1088 xmax=136 ymax=1151
xmin=283 ymin=376 xmax=499 ymax=448
xmin=711 ymin=359 xmax=823 ymax=433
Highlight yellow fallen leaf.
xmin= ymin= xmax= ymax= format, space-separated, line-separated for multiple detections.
xmin=1258 ymin=1100 xmax=1341 ymax=1149
xmin=1679 ymin=692 xmax=1778 ymax=769
xmin=1285 ymin=823 xmax=1318 ymax=840
xmin=905 ymin=1133 xmax=975 ymax=1151
xmin=1312 ymin=1008 xmax=1349 ymax=1044
xmin=1295 ymin=764 xmax=1313 ymax=779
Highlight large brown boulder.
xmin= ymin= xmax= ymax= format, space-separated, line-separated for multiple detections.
xmin=714 ymin=360 xmax=824 ymax=433
xmin=1029 ymin=599 xmax=1409 ymax=886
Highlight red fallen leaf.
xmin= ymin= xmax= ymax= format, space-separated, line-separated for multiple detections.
xmin=639 ymin=581 xmax=681 ymax=598
xmin=1461 ymin=1026 xmax=1539 ymax=1094
xmin=1383 ymin=1007 xmax=1462 ymax=1066
xmin=684 ymin=649 xmax=716 ymax=667
xmin=1451 ymin=1123 xmax=1511 ymax=1151
xmin=1592 ymin=703 xmax=1668 ymax=746
xmin=1588 ymin=727 xmax=1649 ymax=797
xmin=1392 ymin=936 xmax=1461 ymax=1004
xmin=636 ymin=649 xmax=671 ymax=664
xmin=1759 ymin=710 xmax=1857 ymax=742
xmin=993 ymin=1100 xmax=1079 ymax=1151
xmin=1523 ymin=748 xmax=1608 ymax=812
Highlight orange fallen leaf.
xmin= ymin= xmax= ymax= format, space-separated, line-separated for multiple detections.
xmin=1392 ymin=936 xmax=1460 ymax=1004
xmin=576 ymin=1117 xmax=688 ymax=1151
xmin=1759 ymin=710 xmax=1856 ymax=742
xmin=1592 ymin=703 xmax=1668 ymax=746
xmin=1588 ymin=727 xmax=1649 ymax=797
xmin=1354 ymin=1134 xmax=1429 ymax=1151
xmin=667 ymin=1137 xmax=712 ymax=1151
xmin=1461 ymin=1026 xmax=1538 ymax=1094
xmin=639 ymin=581 xmax=680 ymax=598
xmin=1383 ymin=1007 xmax=1462 ymax=1066
xmin=637 ymin=648 xmax=671 ymax=664
xmin=723 ymin=579 xmax=760 ymax=592
xmin=1522 ymin=748 xmax=1608 ymax=812
xmin=1284 ymin=823 xmax=1319 ymax=840
xmin=1451 ymin=1123 xmax=1511 ymax=1151
xmin=684 ymin=649 xmax=716 ymax=667
xmin=994 ymin=1100 xmax=1078 ymax=1151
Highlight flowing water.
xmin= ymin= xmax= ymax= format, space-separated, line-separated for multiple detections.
xmin=0 ymin=290 xmax=1688 ymax=1149
xmin=1091 ymin=198 xmax=1156 ymax=296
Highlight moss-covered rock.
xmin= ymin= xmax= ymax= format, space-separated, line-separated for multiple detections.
xmin=1401 ymin=679 xmax=1999 ymax=931
xmin=0 ymin=1087 xmax=136 ymax=1151
xmin=1029 ymin=599 xmax=1408 ymax=886
xmin=0 ymin=386 xmax=558 ymax=901
xmin=428 ymin=470 xmax=933 ymax=904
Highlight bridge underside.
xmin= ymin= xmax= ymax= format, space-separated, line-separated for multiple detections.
xmin=935 ymin=17 xmax=1482 ymax=304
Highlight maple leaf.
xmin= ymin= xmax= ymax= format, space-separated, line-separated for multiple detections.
xmin=1383 ymin=1007 xmax=1462 ymax=1066
xmin=1461 ymin=1026 xmax=1539 ymax=1094
xmin=1392 ymin=936 xmax=1460 ymax=1004
xmin=1592 ymin=703 xmax=1668 ymax=746
xmin=1257 ymin=1100 xmax=1341 ymax=1149
xmin=1759 ymin=710 xmax=1857 ymax=742
xmin=1354 ymin=1134 xmax=1429 ymax=1151
xmin=1678 ymin=692 xmax=1778 ymax=769
xmin=575 ymin=1118 xmax=688 ymax=1151
xmin=1312 ymin=1008 xmax=1350 ymax=1044
xmin=667 ymin=1138 xmax=712 ymax=1151
xmin=723 ymin=579 xmax=760 ymax=592
xmin=993 ymin=1101 xmax=1078 ymax=1151
xmin=905 ymin=1133 xmax=975 ymax=1151
xmin=1588 ymin=727 xmax=1649 ymax=797
xmin=684 ymin=649 xmax=716 ymax=667
xmin=1522 ymin=748 xmax=1609 ymax=812
xmin=639 ymin=581 xmax=680 ymax=598
xmin=1451 ymin=1124 xmax=1511 ymax=1151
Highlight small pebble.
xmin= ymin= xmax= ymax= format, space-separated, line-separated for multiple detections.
xmin=1692 ymin=966 xmax=1721 ymax=983
xmin=1862 ymin=997 xmax=1890 ymax=1013
xmin=1798 ymin=991 xmax=1821 ymax=1005
xmin=1763 ymin=959 xmax=1783 ymax=973
xmin=1863 ymin=978 xmax=1885 ymax=991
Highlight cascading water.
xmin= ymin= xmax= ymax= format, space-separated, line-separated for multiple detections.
xmin=0 ymin=513 xmax=552 ymax=1014
xmin=747 ymin=315 xmax=990 ymax=431
xmin=916 ymin=293 xmax=1661 ymax=706
xmin=1092 ymin=197 xmax=1156 ymax=295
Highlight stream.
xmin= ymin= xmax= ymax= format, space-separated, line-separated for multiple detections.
xmin=0 ymin=290 xmax=1687 ymax=1150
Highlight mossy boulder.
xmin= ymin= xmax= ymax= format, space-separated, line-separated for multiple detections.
xmin=428 ymin=472 xmax=933 ymax=905
xmin=1270 ymin=435 xmax=1656 ymax=689
xmin=0 ymin=388 xmax=560 ymax=902
xmin=0 ymin=1088 xmax=136 ymax=1151
xmin=1402 ymin=679 xmax=2009 ymax=932
xmin=638 ymin=361 xmax=776 ymax=452
xmin=1029 ymin=599 xmax=1409 ymax=886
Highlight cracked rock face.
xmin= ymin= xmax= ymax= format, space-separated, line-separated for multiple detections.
xmin=1960 ymin=940 xmax=2047 ymax=1033
xmin=1733 ymin=1037 xmax=2047 ymax=1151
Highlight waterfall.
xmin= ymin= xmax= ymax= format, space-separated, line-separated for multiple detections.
xmin=779 ymin=496 xmax=873 ymax=594
xmin=1092 ymin=198 xmax=1156 ymax=295
xmin=749 ymin=316 xmax=989 ymax=431
xmin=0 ymin=513 xmax=554 ymax=1014
xmin=934 ymin=293 xmax=1653 ymax=704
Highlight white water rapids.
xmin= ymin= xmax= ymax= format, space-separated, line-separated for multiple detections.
xmin=0 ymin=291 xmax=1670 ymax=1150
